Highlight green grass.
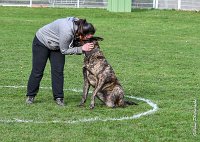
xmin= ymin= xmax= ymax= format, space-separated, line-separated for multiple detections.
xmin=0 ymin=7 xmax=200 ymax=142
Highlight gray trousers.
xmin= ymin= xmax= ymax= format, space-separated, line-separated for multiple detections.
xmin=26 ymin=36 xmax=65 ymax=99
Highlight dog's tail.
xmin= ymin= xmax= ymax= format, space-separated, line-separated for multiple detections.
xmin=125 ymin=100 xmax=138 ymax=106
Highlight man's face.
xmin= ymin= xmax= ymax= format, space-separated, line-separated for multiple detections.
xmin=83 ymin=34 xmax=93 ymax=40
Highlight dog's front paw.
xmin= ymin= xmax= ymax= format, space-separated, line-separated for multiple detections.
xmin=78 ymin=102 xmax=85 ymax=107
xmin=89 ymin=104 xmax=95 ymax=109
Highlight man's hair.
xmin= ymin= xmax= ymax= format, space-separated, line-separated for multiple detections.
xmin=75 ymin=19 xmax=96 ymax=37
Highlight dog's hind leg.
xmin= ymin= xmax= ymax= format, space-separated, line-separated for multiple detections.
xmin=79 ymin=67 xmax=90 ymax=107
xmin=97 ymin=92 xmax=115 ymax=108
xmin=96 ymin=92 xmax=106 ymax=104
xmin=105 ymin=96 xmax=115 ymax=108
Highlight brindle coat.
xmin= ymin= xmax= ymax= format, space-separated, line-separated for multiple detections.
xmin=73 ymin=37 xmax=137 ymax=109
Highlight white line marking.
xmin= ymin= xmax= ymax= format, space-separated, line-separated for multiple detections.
xmin=0 ymin=85 xmax=159 ymax=124
xmin=193 ymin=99 xmax=197 ymax=136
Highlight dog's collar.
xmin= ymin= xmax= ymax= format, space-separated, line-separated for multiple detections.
xmin=84 ymin=48 xmax=100 ymax=58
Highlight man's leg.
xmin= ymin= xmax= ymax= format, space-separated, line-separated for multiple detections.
xmin=26 ymin=36 xmax=49 ymax=100
xmin=49 ymin=50 xmax=65 ymax=102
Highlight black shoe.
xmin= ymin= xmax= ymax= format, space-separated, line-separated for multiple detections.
xmin=26 ymin=96 xmax=34 ymax=104
xmin=55 ymin=98 xmax=64 ymax=106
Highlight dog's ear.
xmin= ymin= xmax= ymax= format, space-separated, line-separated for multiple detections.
xmin=80 ymin=36 xmax=103 ymax=45
xmin=95 ymin=37 xmax=104 ymax=41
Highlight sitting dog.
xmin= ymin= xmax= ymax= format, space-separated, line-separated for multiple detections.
xmin=73 ymin=37 xmax=137 ymax=109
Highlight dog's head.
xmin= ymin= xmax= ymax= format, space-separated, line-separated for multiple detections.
xmin=73 ymin=36 xmax=103 ymax=49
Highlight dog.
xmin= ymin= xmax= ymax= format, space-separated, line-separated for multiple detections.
xmin=73 ymin=37 xmax=137 ymax=109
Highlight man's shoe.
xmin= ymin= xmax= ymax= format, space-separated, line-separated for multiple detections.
xmin=55 ymin=98 xmax=64 ymax=106
xmin=26 ymin=96 xmax=34 ymax=104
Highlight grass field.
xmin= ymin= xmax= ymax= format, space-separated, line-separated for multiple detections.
xmin=0 ymin=7 xmax=199 ymax=142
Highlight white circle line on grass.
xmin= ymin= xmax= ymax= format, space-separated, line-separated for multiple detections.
xmin=0 ymin=85 xmax=159 ymax=124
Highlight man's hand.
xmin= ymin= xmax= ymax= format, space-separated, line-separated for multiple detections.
xmin=82 ymin=43 xmax=94 ymax=51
